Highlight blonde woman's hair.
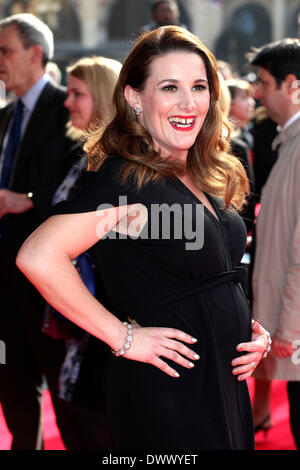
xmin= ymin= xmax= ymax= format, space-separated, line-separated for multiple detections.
xmin=66 ymin=56 xmax=122 ymax=138
xmin=226 ymin=78 xmax=253 ymax=101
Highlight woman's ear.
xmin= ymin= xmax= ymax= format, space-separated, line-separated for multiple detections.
xmin=124 ymin=85 xmax=141 ymax=109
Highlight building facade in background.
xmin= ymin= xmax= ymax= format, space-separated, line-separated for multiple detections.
xmin=0 ymin=0 xmax=299 ymax=77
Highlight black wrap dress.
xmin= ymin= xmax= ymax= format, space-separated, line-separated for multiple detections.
xmin=52 ymin=156 xmax=254 ymax=450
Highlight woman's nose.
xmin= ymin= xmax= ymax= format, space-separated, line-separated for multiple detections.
xmin=64 ymin=94 xmax=71 ymax=109
xmin=178 ymin=90 xmax=196 ymax=111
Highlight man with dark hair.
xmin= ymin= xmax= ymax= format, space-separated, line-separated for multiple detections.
xmin=249 ymin=38 xmax=300 ymax=448
xmin=140 ymin=0 xmax=186 ymax=33
xmin=0 ymin=13 xmax=75 ymax=449
xmin=250 ymin=38 xmax=300 ymax=88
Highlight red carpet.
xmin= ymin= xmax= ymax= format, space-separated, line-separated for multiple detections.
xmin=0 ymin=390 xmax=65 ymax=450
xmin=248 ymin=378 xmax=296 ymax=450
xmin=0 ymin=378 xmax=296 ymax=450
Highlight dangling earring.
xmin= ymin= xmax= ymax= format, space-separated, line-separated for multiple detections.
xmin=134 ymin=106 xmax=142 ymax=116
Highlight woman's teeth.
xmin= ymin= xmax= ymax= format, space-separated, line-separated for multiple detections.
xmin=168 ymin=117 xmax=196 ymax=128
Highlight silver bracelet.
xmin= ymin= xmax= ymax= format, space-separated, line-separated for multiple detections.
xmin=111 ymin=321 xmax=134 ymax=357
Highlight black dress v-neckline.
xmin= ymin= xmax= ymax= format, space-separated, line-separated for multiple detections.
xmin=175 ymin=177 xmax=220 ymax=224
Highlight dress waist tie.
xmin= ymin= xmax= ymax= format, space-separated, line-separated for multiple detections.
xmin=143 ymin=266 xmax=248 ymax=314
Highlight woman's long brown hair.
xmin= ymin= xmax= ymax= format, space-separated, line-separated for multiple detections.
xmin=84 ymin=26 xmax=249 ymax=211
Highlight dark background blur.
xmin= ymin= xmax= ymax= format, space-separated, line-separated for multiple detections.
xmin=0 ymin=0 xmax=299 ymax=83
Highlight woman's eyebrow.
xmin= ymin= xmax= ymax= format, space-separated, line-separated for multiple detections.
xmin=156 ymin=78 xmax=208 ymax=86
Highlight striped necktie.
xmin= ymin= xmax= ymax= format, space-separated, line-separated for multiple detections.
xmin=0 ymin=99 xmax=24 ymax=240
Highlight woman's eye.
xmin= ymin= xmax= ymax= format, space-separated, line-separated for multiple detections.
xmin=162 ymin=85 xmax=177 ymax=92
xmin=193 ymin=84 xmax=207 ymax=91
xmin=161 ymin=84 xmax=208 ymax=92
xmin=74 ymin=92 xmax=83 ymax=98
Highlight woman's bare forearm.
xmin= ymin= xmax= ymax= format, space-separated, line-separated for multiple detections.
xmin=16 ymin=244 xmax=125 ymax=350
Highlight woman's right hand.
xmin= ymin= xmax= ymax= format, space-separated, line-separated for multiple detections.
xmin=115 ymin=321 xmax=200 ymax=377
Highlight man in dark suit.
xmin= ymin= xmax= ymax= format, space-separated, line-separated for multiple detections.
xmin=0 ymin=13 xmax=75 ymax=449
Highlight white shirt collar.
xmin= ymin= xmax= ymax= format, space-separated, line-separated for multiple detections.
xmin=281 ymin=110 xmax=300 ymax=131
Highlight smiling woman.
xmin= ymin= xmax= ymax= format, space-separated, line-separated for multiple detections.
xmin=124 ymin=51 xmax=210 ymax=162
xmin=86 ymin=26 xmax=248 ymax=211
xmin=16 ymin=26 xmax=271 ymax=451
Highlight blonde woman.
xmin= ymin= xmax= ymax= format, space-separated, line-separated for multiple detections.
xmin=64 ymin=56 xmax=121 ymax=134
xmin=42 ymin=56 xmax=122 ymax=450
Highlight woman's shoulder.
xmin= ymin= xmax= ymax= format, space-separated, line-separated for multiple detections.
xmin=81 ymin=155 xmax=142 ymax=193
xmin=51 ymin=156 xmax=144 ymax=216
xmin=83 ymin=155 xmax=125 ymax=178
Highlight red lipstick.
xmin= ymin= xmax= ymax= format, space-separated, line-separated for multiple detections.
xmin=168 ymin=115 xmax=197 ymax=132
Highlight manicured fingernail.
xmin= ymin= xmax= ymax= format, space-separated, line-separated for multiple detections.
xmin=174 ymin=372 xmax=180 ymax=377
xmin=192 ymin=338 xmax=197 ymax=343
xmin=188 ymin=362 xmax=194 ymax=368
xmin=237 ymin=344 xmax=243 ymax=350
xmin=232 ymin=360 xmax=238 ymax=366
xmin=194 ymin=353 xmax=200 ymax=360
